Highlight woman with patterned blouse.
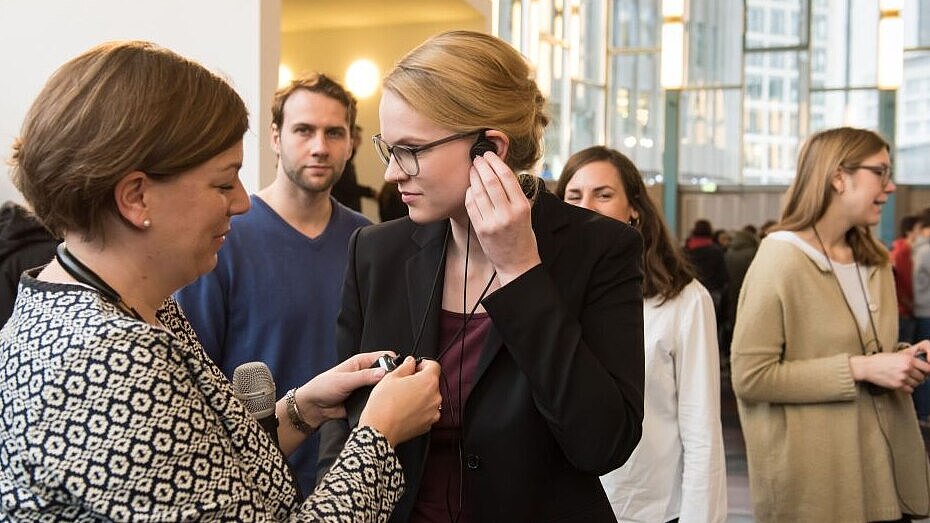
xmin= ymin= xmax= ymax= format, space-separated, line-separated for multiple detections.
xmin=0 ymin=41 xmax=442 ymax=521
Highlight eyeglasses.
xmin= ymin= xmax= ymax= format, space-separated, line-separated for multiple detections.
xmin=842 ymin=164 xmax=893 ymax=186
xmin=372 ymin=130 xmax=484 ymax=177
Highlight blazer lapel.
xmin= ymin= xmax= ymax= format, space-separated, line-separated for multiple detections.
xmin=471 ymin=190 xmax=570 ymax=384
xmin=406 ymin=221 xmax=449 ymax=360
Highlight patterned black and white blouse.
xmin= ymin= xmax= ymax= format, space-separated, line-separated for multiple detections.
xmin=0 ymin=275 xmax=404 ymax=521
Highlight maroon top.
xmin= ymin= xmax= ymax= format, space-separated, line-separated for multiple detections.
xmin=409 ymin=309 xmax=492 ymax=523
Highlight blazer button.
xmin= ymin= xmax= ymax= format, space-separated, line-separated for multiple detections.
xmin=465 ymin=454 xmax=481 ymax=470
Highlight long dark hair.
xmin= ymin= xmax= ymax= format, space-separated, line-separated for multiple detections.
xmin=557 ymin=146 xmax=696 ymax=303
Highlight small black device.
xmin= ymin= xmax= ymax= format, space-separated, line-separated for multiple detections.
xmin=371 ymin=354 xmax=425 ymax=372
xmin=469 ymin=132 xmax=496 ymax=159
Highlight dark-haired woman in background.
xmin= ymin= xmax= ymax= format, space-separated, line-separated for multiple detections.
xmin=557 ymin=146 xmax=726 ymax=522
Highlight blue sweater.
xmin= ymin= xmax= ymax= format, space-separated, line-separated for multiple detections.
xmin=176 ymin=194 xmax=370 ymax=496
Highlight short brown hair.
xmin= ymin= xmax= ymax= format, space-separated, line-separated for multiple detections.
xmin=271 ymin=73 xmax=356 ymax=131
xmin=917 ymin=207 xmax=930 ymax=229
xmin=9 ymin=41 xmax=248 ymax=241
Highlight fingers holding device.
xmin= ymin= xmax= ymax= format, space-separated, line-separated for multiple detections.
xmin=360 ymin=356 xmax=442 ymax=448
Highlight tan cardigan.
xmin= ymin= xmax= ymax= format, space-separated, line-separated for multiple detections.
xmin=731 ymin=237 xmax=930 ymax=522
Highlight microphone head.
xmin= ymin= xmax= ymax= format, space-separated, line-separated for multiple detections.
xmin=232 ymin=361 xmax=276 ymax=419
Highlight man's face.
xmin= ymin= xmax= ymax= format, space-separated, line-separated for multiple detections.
xmin=271 ymin=89 xmax=351 ymax=195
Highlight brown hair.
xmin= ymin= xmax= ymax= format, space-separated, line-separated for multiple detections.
xmin=271 ymin=73 xmax=356 ymax=131
xmin=691 ymin=219 xmax=713 ymax=238
xmin=899 ymin=215 xmax=919 ymax=238
xmin=778 ymin=127 xmax=890 ymax=266
xmin=917 ymin=207 xmax=930 ymax=229
xmin=9 ymin=40 xmax=248 ymax=241
xmin=557 ymin=146 xmax=696 ymax=303
xmin=383 ymin=30 xmax=549 ymax=172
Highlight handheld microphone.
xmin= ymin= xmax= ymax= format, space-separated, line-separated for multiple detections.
xmin=232 ymin=362 xmax=279 ymax=448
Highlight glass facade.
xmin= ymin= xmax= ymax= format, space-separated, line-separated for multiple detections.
xmin=495 ymin=0 xmax=930 ymax=185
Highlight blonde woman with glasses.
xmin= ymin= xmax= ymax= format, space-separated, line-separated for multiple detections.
xmin=318 ymin=31 xmax=645 ymax=522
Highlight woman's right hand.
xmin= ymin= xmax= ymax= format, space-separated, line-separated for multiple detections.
xmin=359 ymin=357 xmax=442 ymax=447
xmin=849 ymin=340 xmax=930 ymax=393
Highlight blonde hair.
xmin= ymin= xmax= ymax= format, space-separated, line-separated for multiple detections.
xmin=383 ymin=30 xmax=549 ymax=172
xmin=778 ymin=127 xmax=890 ymax=266
xmin=9 ymin=41 xmax=248 ymax=241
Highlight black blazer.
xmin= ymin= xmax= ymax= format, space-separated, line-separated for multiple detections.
xmin=318 ymin=191 xmax=645 ymax=522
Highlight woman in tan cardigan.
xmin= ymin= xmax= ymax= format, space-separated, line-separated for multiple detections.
xmin=731 ymin=127 xmax=930 ymax=522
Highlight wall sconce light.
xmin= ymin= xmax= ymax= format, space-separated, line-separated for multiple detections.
xmin=528 ymin=0 xmax=541 ymax=69
xmin=278 ymin=64 xmax=294 ymax=89
xmin=660 ymin=0 xmax=685 ymax=89
xmin=345 ymin=59 xmax=380 ymax=99
xmin=878 ymin=0 xmax=903 ymax=90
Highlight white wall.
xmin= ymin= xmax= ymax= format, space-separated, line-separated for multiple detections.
xmin=0 ymin=0 xmax=280 ymax=203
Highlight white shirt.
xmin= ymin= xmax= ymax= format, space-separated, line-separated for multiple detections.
xmin=600 ymin=279 xmax=727 ymax=523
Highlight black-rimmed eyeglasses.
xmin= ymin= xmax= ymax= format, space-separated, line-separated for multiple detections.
xmin=372 ymin=130 xmax=484 ymax=177
xmin=842 ymin=164 xmax=893 ymax=187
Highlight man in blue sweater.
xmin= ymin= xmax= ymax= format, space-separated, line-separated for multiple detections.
xmin=176 ymin=73 xmax=371 ymax=496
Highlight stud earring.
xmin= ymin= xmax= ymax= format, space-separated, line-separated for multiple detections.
xmin=142 ymin=219 xmax=152 ymax=228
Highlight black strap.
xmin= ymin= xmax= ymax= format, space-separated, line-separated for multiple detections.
xmin=55 ymin=243 xmax=144 ymax=321
xmin=812 ymin=227 xmax=886 ymax=395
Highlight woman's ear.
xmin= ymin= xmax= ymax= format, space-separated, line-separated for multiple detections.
xmin=483 ymin=130 xmax=511 ymax=163
xmin=113 ymin=171 xmax=152 ymax=230
xmin=831 ymin=168 xmax=846 ymax=195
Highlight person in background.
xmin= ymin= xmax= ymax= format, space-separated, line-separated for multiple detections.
xmin=0 ymin=201 xmax=58 ymax=326
xmin=684 ymin=219 xmax=729 ymax=329
xmin=731 ymin=127 xmax=930 ymax=522
xmin=0 ymin=40 xmax=441 ymax=521
xmin=912 ymin=208 xmax=930 ymax=425
xmin=722 ymin=229 xmax=760 ymax=366
xmin=713 ymin=229 xmax=731 ymax=251
xmin=891 ymin=214 xmax=919 ymax=344
xmin=759 ymin=219 xmax=777 ymax=239
xmin=557 ymin=145 xmax=727 ymax=523
xmin=176 ymin=73 xmax=371 ymax=495
xmin=331 ymin=124 xmax=378 ymax=212
xmin=319 ymin=31 xmax=645 ymax=522
xmin=377 ymin=181 xmax=409 ymax=222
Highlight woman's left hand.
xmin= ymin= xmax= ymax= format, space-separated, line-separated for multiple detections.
xmin=465 ymin=152 xmax=541 ymax=285
xmin=849 ymin=341 xmax=930 ymax=393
